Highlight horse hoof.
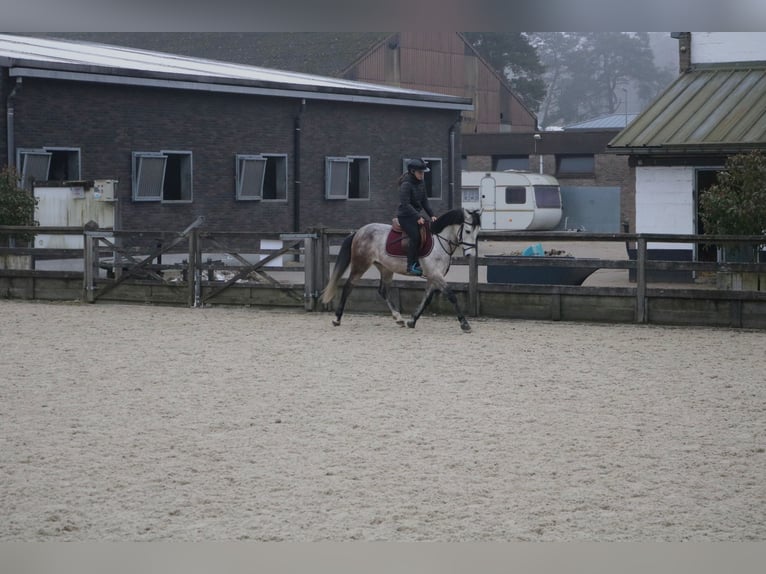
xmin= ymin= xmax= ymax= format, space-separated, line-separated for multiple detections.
xmin=406 ymin=320 xmax=416 ymax=329
xmin=461 ymin=323 xmax=472 ymax=333
xmin=332 ymin=319 xmax=341 ymax=327
xmin=396 ymin=320 xmax=405 ymax=327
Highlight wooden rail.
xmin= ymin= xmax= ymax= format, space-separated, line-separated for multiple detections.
xmin=3 ymin=224 xmax=766 ymax=328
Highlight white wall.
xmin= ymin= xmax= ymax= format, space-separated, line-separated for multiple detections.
xmin=692 ymin=32 xmax=766 ymax=64
xmin=635 ymin=166 xmax=694 ymax=249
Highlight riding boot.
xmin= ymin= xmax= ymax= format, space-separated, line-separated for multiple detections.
xmin=399 ymin=215 xmax=422 ymax=275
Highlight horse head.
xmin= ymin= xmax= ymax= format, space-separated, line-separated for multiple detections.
xmin=460 ymin=208 xmax=482 ymax=257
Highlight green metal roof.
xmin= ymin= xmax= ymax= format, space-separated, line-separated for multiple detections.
xmin=608 ymin=62 xmax=766 ymax=153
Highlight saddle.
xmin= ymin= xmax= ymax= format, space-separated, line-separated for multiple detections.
xmin=386 ymin=218 xmax=434 ymax=258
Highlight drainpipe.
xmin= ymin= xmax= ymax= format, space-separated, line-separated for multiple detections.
xmin=6 ymin=77 xmax=22 ymax=168
xmin=448 ymin=116 xmax=461 ymax=210
xmin=293 ymin=98 xmax=306 ymax=233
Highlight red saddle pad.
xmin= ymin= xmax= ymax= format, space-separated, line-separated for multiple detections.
xmin=385 ymin=225 xmax=434 ymax=258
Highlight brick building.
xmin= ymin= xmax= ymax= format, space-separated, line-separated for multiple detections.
xmin=1 ymin=34 xmax=471 ymax=233
xmin=29 ymin=32 xmax=537 ymax=135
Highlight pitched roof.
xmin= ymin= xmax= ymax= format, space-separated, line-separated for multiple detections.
xmin=24 ymin=32 xmax=390 ymax=77
xmin=565 ymin=113 xmax=639 ymax=131
xmin=0 ymin=34 xmax=472 ymax=110
xmin=608 ymin=62 xmax=766 ymax=153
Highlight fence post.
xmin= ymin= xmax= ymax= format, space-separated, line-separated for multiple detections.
xmin=303 ymin=230 xmax=319 ymax=311
xmin=188 ymin=227 xmax=199 ymax=307
xmin=468 ymin=252 xmax=479 ymax=317
xmin=636 ymin=236 xmax=647 ymax=323
xmin=83 ymin=231 xmax=95 ymax=303
xmin=318 ymin=228 xmax=330 ymax=310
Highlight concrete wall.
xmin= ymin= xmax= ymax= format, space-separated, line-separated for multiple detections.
xmin=692 ymin=32 xmax=766 ymax=64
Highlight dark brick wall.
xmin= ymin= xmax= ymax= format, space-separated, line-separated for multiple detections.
xmin=8 ymin=76 xmax=461 ymax=232
xmin=0 ymin=71 xmax=9 ymax=167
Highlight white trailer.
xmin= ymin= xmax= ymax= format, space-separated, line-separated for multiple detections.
xmin=460 ymin=170 xmax=562 ymax=230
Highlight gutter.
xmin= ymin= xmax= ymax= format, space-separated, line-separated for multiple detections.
xmin=6 ymin=76 xmax=21 ymax=167
xmin=448 ymin=116 xmax=461 ymax=210
xmin=293 ymin=99 xmax=306 ymax=233
xmin=9 ymin=67 xmax=474 ymax=111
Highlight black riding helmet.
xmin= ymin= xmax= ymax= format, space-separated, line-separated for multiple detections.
xmin=407 ymin=158 xmax=430 ymax=173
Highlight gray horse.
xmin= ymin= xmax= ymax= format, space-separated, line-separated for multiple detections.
xmin=320 ymin=208 xmax=482 ymax=332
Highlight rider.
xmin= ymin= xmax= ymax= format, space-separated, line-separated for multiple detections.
xmin=397 ymin=158 xmax=437 ymax=276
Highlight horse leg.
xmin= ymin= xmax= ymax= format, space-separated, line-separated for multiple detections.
xmin=332 ymin=266 xmax=367 ymax=327
xmin=443 ymin=285 xmax=472 ymax=332
xmin=374 ymin=263 xmax=405 ymax=326
xmin=405 ymin=284 xmax=439 ymax=329
xmin=408 ymin=276 xmax=471 ymax=332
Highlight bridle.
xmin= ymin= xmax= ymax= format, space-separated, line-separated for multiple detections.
xmin=435 ymin=220 xmax=478 ymax=256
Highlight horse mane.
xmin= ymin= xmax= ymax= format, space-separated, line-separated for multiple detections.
xmin=431 ymin=209 xmax=466 ymax=234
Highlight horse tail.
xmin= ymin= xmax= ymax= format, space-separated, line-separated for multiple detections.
xmin=320 ymin=232 xmax=356 ymax=304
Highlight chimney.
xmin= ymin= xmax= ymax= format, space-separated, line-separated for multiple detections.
xmin=670 ymin=32 xmax=692 ymax=73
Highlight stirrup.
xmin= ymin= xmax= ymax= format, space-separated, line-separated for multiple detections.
xmin=408 ymin=263 xmax=423 ymax=276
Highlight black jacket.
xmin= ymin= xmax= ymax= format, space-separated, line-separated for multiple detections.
xmin=397 ymin=173 xmax=434 ymax=219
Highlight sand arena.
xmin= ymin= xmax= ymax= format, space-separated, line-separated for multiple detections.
xmin=1 ymin=300 xmax=764 ymax=541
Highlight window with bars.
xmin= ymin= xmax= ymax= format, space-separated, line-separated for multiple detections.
xmin=325 ymin=156 xmax=370 ymax=200
xmin=17 ymin=147 xmax=81 ymax=189
xmin=132 ymin=151 xmax=192 ymax=202
xmin=236 ymin=154 xmax=287 ymax=201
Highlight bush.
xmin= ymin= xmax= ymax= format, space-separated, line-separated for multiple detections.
xmin=700 ymin=151 xmax=766 ymax=237
xmin=700 ymin=151 xmax=766 ymax=235
xmin=0 ymin=165 xmax=39 ymax=245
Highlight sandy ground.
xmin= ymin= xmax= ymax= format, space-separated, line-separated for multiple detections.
xmin=1 ymin=299 xmax=765 ymax=542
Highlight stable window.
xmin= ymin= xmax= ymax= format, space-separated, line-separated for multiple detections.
xmin=493 ymin=155 xmax=529 ymax=171
xmin=505 ymin=186 xmax=526 ymax=204
xmin=403 ymin=157 xmax=443 ymax=199
xmin=325 ymin=156 xmax=370 ymax=200
xmin=132 ymin=151 xmax=192 ymax=202
xmin=17 ymin=147 xmax=81 ymax=188
xmin=556 ymin=154 xmax=595 ymax=176
xmin=236 ymin=154 xmax=287 ymax=201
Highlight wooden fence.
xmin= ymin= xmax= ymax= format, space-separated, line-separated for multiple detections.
xmin=2 ymin=222 xmax=766 ymax=328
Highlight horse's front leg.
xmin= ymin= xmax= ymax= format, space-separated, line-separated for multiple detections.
xmin=406 ymin=284 xmax=439 ymax=329
xmin=443 ymin=285 xmax=472 ymax=332
xmin=409 ymin=276 xmax=471 ymax=332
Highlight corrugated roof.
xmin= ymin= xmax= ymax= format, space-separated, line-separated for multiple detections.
xmin=608 ymin=62 xmax=766 ymax=153
xmin=24 ymin=33 xmax=391 ymax=78
xmin=564 ymin=113 xmax=639 ymax=130
xmin=0 ymin=34 xmax=472 ymax=110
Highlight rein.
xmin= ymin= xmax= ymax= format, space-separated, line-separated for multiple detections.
xmin=435 ymin=223 xmax=477 ymax=256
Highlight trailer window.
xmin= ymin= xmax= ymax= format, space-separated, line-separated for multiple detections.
xmin=462 ymin=187 xmax=480 ymax=203
xmin=505 ymin=186 xmax=526 ymax=204
xmin=534 ymin=186 xmax=561 ymax=208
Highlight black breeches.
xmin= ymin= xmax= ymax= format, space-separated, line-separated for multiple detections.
xmin=398 ymin=214 xmax=421 ymax=265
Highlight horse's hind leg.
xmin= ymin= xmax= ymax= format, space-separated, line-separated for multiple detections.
xmin=374 ymin=263 xmax=404 ymax=326
xmin=332 ymin=265 xmax=369 ymax=327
